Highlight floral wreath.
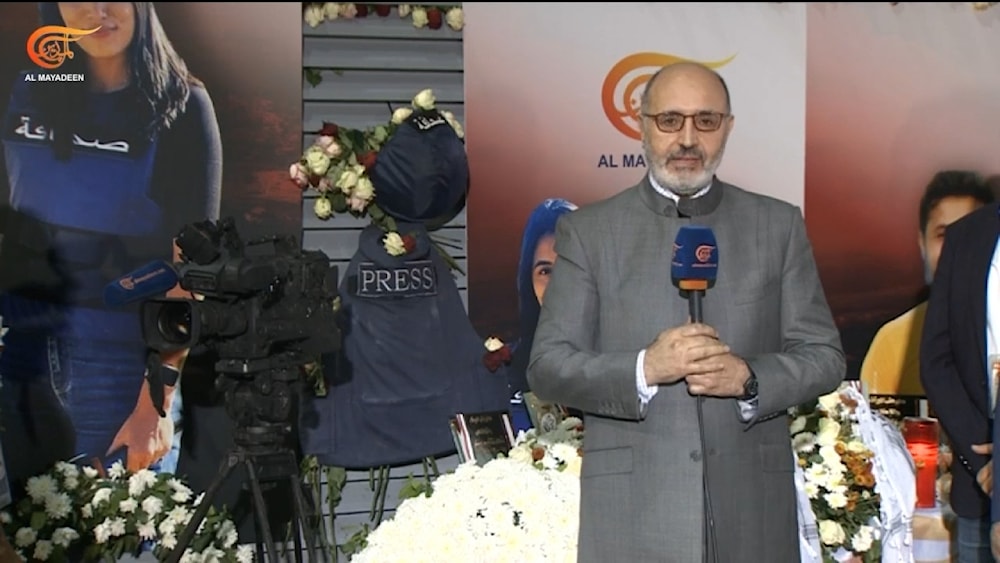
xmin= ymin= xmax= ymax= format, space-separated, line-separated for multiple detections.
xmin=304 ymin=3 xmax=464 ymax=30
xmin=290 ymin=88 xmax=465 ymax=262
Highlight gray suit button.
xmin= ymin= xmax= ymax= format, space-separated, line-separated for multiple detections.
xmin=690 ymin=450 xmax=702 ymax=462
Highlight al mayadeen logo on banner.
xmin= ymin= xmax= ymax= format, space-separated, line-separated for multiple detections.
xmin=598 ymin=52 xmax=735 ymax=169
xmin=22 ymin=24 xmax=99 ymax=82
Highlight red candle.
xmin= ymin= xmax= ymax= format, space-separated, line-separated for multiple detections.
xmin=903 ymin=417 xmax=939 ymax=509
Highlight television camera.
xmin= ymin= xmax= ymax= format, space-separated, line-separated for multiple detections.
xmin=140 ymin=217 xmax=341 ymax=563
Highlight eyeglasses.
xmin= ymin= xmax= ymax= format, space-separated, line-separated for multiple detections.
xmin=643 ymin=112 xmax=729 ymax=133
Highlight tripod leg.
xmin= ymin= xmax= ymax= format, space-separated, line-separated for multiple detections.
xmin=165 ymin=452 xmax=241 ymax=563
xmin=244 ymin=458 xmax=282 ymax=563
xmin=288 ymin=472 xmax=320 ymax=562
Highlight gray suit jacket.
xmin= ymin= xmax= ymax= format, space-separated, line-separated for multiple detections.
xmin=527 ymin=177 xmax=844 ymax=563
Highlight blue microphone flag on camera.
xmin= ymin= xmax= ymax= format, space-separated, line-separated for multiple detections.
xmin=103 ymin=260 xmax=179 ymax=307
xmin=671 ymin=225 xmax=719 ymax=291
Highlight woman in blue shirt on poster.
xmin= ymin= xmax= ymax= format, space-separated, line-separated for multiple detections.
xmin=0 ymin=1 xmax=221 ymax=487
xmin=507 ymin=198 xmax=577 ymax=429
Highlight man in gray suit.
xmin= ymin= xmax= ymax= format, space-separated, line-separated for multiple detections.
xmin=527 ymin=62 xmax=845 ymax=563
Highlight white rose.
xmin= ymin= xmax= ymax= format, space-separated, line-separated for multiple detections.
xmin=335 ymin=169 xmax=359 ymax=193
xmin=353 ymin=176 xmax=375 ymax=201
xmin=339 ymin=3 xmax=358 ymax=18
xmin=323 ymin=3 xmax=341 ymax=20
xmin=445 ymin=7 xmax=464 ymax=30
xmin=818 ymin=519 xmax=845 ymax=546
xmin=441 ymin=110 xmax=465 ymax=138
xmin=789 ymin=415 xmax=807 ymax=434
xmin=484 ymin=337 xmax=504 ymax=352
xmin=397 ymin=4 xmax=411 ymax=17
xmin=305 ymin=146 xmax=331 ymax=176
xmin=508 ymin=446 xmax=533 ymax=464
xmin=818 ymin=391 xmax=841 ymax=413
xmin=314 ymin=197 xmax=333 ymax=220
xmin=391 ymin=107 xmax=413 ymax=124
xmin=383 ymin=232 xmax=406 ymax=256
xmin=304 ymin=5 xmax=325 ymax=28
xmin=410 ymin=6 xmax=428 ymax=28
xmin=412 ymin=88 xmax=436 ymax=110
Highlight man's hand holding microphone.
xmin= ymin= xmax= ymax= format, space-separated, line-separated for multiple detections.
xmin=642 ymin=323 xmax=751 ymax=397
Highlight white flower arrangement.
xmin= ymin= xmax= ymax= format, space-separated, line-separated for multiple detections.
xmin=352 ymin=417 xmax=584 ymax=563
xmin=304 ymin=3 xmax=464 ymax=31
xmin=790 ymin=386 xmax=883 ymax=562
xmin=1 ymin=461 xmax=255 ymax=562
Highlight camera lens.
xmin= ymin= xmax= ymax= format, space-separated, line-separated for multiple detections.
xmin=157 ymin=302 xmax=193 ymax=345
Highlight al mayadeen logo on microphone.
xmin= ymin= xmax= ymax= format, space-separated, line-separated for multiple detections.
xmin=22 ymin=25 xmax=100 ymax=83
xmin=597 ymin=51 xmax=736 ymax=169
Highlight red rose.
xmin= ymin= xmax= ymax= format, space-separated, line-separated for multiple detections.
xmin=426 ymin=7 xmax=443 ymax=29
xmin=355 ymin=4 xmax=369 ymax=17
xmin=531 ymin=447 xmax=545 ymax=462
xmin=402 ymin=234 xmax=417 ymax=254
xmin=319 ymin=122 xmax=339 ymax=136
xmin=308 ymin=173 xmax=323 ymax=187
xmin=482 ymin=345 xmax=512 ymax=372
xmin=359 ymin=150 xmax=378 ymax=172
xmin=374 ymin=4 xmax=391 ymax=17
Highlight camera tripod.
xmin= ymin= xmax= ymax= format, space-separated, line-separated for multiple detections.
xmin=165 ymin=359 xmax=322 ymax=563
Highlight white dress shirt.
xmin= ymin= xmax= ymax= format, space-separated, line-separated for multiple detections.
xmin=984 ymin=235 xmax=1000 ymax=417
xmin=635 ymin=173 xmax=758 ymax=422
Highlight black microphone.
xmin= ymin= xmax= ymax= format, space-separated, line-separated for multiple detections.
xmin=670 ymin=223 xmax=721 ymax=562
xmin=670 ymin=225 xmax=719 ymax=322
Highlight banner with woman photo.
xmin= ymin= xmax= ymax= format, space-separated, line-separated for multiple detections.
xmin=463 ymin=2 xmax=808 ymax=390
xmin=0 ymin=1 xmax=302 ymax=503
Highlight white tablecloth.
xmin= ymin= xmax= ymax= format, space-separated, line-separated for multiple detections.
xmin=912 ymin=503 xmax=957 ymax=563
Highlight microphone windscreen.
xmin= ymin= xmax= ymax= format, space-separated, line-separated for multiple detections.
xmin=103 ymin=260 xmax=179 ymax=307
xmin=671 ymin=225 xmax=719 ymax=284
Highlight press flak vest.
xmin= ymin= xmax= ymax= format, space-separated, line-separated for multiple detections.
xmin=299 ymin=223 xmax=511 ymax=468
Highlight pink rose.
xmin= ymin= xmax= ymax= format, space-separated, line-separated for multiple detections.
xmin=289 ymin=163 xmax=309 ymax=189
xmin=315 ymin=135 xmax=342 ymax=158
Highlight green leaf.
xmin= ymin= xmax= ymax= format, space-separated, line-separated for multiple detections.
xmin=331 ymin=191 xmax=348 ymax=214
xmin=304 ymin=68 xmax=323 ymax=88
xmin=340 ymin=524 xmax=371 ymax=556
xmin=347 ymin=130 xmax=367 ymax=154
xmin=30 ymin=510 xmax=46 ymax=530
xmin=397 ymin=475 xmax=433 ymax=500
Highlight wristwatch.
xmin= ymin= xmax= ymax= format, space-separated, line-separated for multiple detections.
xmin=739 ymin=371 xmax=758 ymax=400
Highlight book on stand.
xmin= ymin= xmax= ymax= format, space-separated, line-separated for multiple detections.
xmin=449 ymin=410 xmax=516 ymax=465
